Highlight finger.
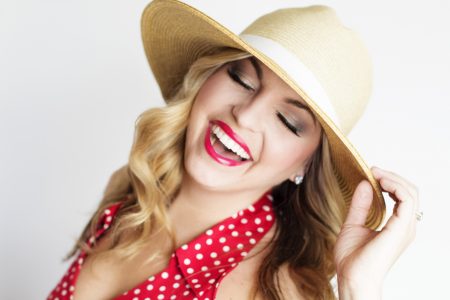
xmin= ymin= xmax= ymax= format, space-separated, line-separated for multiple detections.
xmin=371 ymin=166 xmax=419 ymax=223
xmin=379 ymin=177 xmax=415 ymax=228
xmin=371 ymin=166 xmax=418 ymax=199
xmin=343 ymin=179 xmax=373 ymax=226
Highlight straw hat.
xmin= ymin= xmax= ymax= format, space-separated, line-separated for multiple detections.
xmin=140 ymin=0 xmax=386 ymax=229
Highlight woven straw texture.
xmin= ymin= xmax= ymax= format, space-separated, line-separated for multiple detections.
xmin=140 ymin=0 xmax=386 ymax=229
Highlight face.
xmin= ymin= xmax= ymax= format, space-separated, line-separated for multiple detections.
xmin=183 ymin=56 xmax=322 ymax=193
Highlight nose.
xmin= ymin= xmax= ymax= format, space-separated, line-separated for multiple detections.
xmin=231 ymin=94 xmax=267 ymax=133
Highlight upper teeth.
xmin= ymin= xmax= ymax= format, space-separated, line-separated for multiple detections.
xmin=212 ymin=124 xmax=250 ymax=160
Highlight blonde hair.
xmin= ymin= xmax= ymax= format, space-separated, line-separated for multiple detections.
xmin=66 ymin=47 xmax=357 ymax=300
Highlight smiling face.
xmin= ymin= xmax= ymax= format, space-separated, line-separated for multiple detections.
xmin=183 ymin=56 xmax=323 ymax=193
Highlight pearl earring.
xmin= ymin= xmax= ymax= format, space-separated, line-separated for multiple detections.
xmin=294 ymin=175 xmax=304 ymax=185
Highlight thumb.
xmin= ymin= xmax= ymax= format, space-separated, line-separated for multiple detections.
xmin=343 ymin=180 xmax=374 ymax=226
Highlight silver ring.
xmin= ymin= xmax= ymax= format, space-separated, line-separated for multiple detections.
xmin=415 ymin=211 xmax=423 ymax=221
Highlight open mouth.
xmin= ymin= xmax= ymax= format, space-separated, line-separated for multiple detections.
xmin=209 ymin=126 xmax=249 ymax=162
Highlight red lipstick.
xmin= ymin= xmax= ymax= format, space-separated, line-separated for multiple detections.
xmin=204 ymin=120 xmax=253 ymax=167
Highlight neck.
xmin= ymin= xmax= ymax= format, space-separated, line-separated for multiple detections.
xmin=167 ymin=173 xmax=272 ymax=246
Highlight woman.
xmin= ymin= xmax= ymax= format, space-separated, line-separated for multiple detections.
xmin=47 ymin=1 xmax=420 ymax=299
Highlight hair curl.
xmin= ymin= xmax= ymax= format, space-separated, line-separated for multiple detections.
xmin=66 ymin=47 xmax=355 ymax=300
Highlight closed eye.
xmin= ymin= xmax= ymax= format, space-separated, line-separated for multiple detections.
xmin=227 ymin=67 xmax=254 ymax=91
xmin=227 ymin=66 xmax=302 ymax=137
xmin=276 ymin=111 xmax=302 ymax=136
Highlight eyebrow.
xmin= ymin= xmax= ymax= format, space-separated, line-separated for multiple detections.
xmin=248 ymin=57 xmax=318 ymax=126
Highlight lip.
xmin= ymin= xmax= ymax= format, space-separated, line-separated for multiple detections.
xmin=204 ymin=121 xmax=252 ymax=167
xmin=211 ymin=120 xmax=253 ymax=160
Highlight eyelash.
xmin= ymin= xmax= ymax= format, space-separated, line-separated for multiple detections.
xmin=227 ymin=67 xmax=302 ymax=136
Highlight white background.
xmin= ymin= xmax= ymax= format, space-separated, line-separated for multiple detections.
xmin=1 ymin=0 xmax=449 ymax=299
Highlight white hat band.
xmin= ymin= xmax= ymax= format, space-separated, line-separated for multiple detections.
xmin=239 ymin=33 xmax=341 ymax=130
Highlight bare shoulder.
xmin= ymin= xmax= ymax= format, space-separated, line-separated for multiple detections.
xmin=276 ymin=263 xmax=307 ymax=300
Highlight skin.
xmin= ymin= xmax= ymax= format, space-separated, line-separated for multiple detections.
xmin=335 ymin=167 xmax=420 ymax=299
xmin=73 ymin=56 xmax=420 ymax=299
xmin=171 ymin=56 xmax=420 ymax=298
xmin=169 ymin=57 xmax=323 ymax=243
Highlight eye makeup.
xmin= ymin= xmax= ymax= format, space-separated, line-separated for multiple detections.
xmin=226 ymin=65 xmax=304 ymax=137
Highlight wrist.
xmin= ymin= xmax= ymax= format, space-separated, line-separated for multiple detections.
xmin=337 ymin=276 xmax=382 ymax=300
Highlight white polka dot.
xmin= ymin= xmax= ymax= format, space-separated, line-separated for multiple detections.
xmin=61 ymin=290 xmax=67 ymax=296
xmin=206 ymin=229 xmax=213 ymax=235
xmin=196 ymin=253 xmax=203 ymax=260
xmin=228 ymin=257 xmax=235 ymax=262
xmin=194 ymin=284 xmax=201 ymax=288
xmin=181 ymin=244 xmax=188 ymax=250
xmin=241 ymin=251 xmax=248 ymax=256
xmin=69 ymin=286 xmax=74 ymax=292
xmin=255 ymin=218 xmax=261 ymax=224
xmin=231 ymin=231 xmax=238 ymax=237
xmin=218 ymin=268 xmax=225 ymax=273
xmin=158 ymin=295 xmax=164 ymax=300
xmin=199 ymin=291 xmax=204 ymax=296
xmin=266 ymin=214 xmax=273 ymax=221
xmin=268 ymin=195 xmax=274 ymax=201
xmin=62 ymin=282 xmax=67 ymax=288
xmin=210 ymin=252 xmax=217 ymax=258
xmin=263 ymin=205 xmax=270 ymax=211
xmin=201 ymin=266 xmax=208 ymax=271
xmin=214 ymin=260 xmax=221 ymax=266
xmin=104 ymin=209 xmax=111 ymax=215
xmin=250 ymin=238 xmax=256 ymax=244
xmin=245 ymin=231 xmax=252 ymax=236
xmin=77 ymin=258 xmax=83 ymax=265
xmin=204 ymin=272 xmax=211 ymax=277
xmin=195 ymin=243 xmax=201 ymax=250
xmin=187 ymin=268 xmax=194 ymax=274
xmin=231 ymin=263 xmax=237 ymax=267
xmin=223 ymin=245 xmax=230 ymax=252
xmin=184 ymin=258 xmax=191 ymax=265
xmin=146 ymin=284 xmax=153 ymax=290
xmin=192 ymin=278 xmax=198 ymax=283
xmin=206 ymin=238 xmax=213 ymax=245
xmin=161 ymin=272 xmax=169 ymax=279
xmin=132 ymin=297 xmax=138 ymax=300
xmin=106 ymin=216 xmax=112 ymax=223
xmin=134 ymin=288 xmax=140 ymax=294
xmin=219 ymin=237 xmax=226 ymax=243
xmin=257 ymin=227 xmax=264 ymax=233
xmin=173 ymin=282 xmax=180 ymax=288
xmin=241 ymin=218 xmax=248 ymax=224
xmin=183 ymin=290 xmax=190 ymax=296
xmin=237 ymin=243 xmax=244 ymax=249
xmin=170 ymin=296 xmax=177 ymax=300
xmin=248 ymin=205 xmax=255 ymax=212
xmin=228 ymin=224 xmax=235 ymax=230
xmin=174 ymin=274 xmax=181 ymax=280
xmin=232 ymin=213 xmax=238 ymax=218
xmin=145 ymin=298 xmax=151 ymax=300
xmin=159 ymin=285 xmax=166 ymax=291
xmin=219 ymin=225 xmax=225 ymax=231
xmin=208 ymin=278 xmax=216 ymax=284
xmin=103 ymin=224 xmax=109 ymax=229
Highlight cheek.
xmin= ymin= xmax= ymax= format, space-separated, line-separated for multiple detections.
xmin=263 ymin=138 xmax=316 ymax=173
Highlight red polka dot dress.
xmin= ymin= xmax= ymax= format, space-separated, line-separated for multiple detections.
xmin=47 ymin=189 xmax=276 ymax=300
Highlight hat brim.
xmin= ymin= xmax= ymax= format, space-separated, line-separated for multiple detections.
xmin=141 ymin=0 xmax=386 ymax=229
